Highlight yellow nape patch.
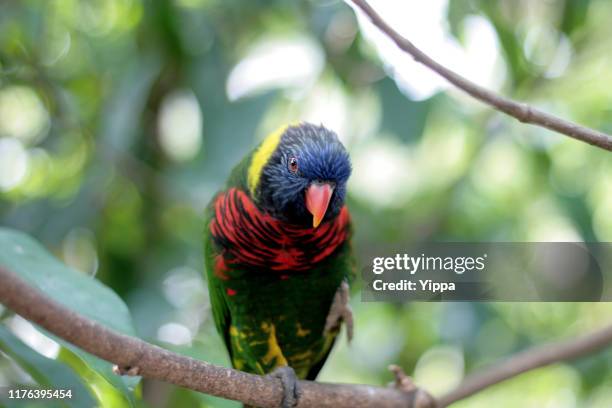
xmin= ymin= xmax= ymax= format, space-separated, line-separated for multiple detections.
xmin=247 ymin=124 xmax=292 ymax=196
xmin=260 ymin=322 xmax=288 ymax=367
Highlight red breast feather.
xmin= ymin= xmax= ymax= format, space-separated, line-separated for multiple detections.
xmin=210 ymin=188 xmax=350 ymax=272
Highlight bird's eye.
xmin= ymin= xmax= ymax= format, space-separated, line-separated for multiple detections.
xmin=288 ymin=157 xmax=299 ymax=174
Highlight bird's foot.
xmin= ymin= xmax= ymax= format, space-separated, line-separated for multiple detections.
xmin=112 ymin=364 xmax=141 ymax=376
xmin=269 ymin=366 xmax=301 ymax=408
xmin=324 ymin=280 xmax=353 ymax=342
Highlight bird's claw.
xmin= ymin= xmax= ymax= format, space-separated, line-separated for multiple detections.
xmin=112 ymin=364 xmax=141 ymax=376
xmin=324 ymin=280 xmax=353 ymax=343
xmin=269 ymin=366 xmax=301 ymax=408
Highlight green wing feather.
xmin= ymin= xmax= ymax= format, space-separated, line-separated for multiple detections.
xmin=203 ymin=201 xmax=233 ymax=355
xmin=203 ymin=154 xmax=252 ymax=356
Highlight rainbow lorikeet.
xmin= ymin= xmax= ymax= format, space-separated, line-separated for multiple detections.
xmin=203 ymin=123 xmax=355 ymax=407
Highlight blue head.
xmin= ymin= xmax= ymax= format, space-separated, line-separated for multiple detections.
xmin=252 ymin=123 xmax=351 ymax=227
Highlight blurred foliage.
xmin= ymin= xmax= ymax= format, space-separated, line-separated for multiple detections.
xmin=0 ymin=0 xmax=611 ymax=407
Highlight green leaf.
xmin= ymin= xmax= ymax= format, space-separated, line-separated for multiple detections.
xmin=476 ymin=0 xmax=531 ymax=86
xmin=0 ymin=227 xmax=139 ymax=405
xmin=0 ymin=325 xmax=96 ymax=408
xmin=560 ymin=0 xmax=592 ymax=37
xmin=56 ymin=347 xmax=140 ymax=408
xmin=376 ymin=77 xmax=432 ymax=144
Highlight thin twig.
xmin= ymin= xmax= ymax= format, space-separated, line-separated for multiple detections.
xmin=348 ymin=0 xmax=612 ymax=152
xmin=438 ymin=324 xmax=612 ymax=406
xmin=0 ymin=266 xmax=433 ymax=408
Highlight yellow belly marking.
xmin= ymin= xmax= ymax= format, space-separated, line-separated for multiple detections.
xmin=261 ymin=322 xmax=288 ymax=367
xmin=229 ymin=325 xmax=244 ymax=353
xmin=296 ymin=323 xmax=311 ymax=337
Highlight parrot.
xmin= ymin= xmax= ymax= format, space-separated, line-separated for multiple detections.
xmin=203 ymin=122 xmax=355 ymax=407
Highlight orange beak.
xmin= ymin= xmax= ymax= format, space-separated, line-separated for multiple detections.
xmin=305 ymin=182 xmax=334 ymax=228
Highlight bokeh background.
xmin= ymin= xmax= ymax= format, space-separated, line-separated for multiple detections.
xmin=1 ymin=0 xmax=612 ymax=407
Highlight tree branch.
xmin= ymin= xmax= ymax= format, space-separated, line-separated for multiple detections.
xmin=0 ymin=266 xmax=434 ymax=408
xmin=348 ymin=0 xmax=612 ymax=152
xmin=2 ymin=265 xmax=612 ymax=406
xmin=438 ymin=323 xmax=612 ymax=407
